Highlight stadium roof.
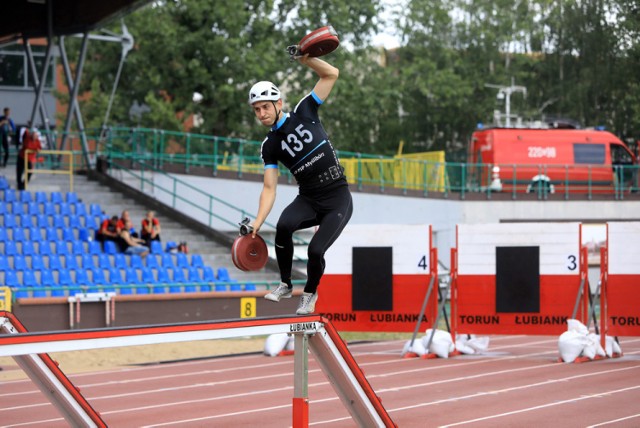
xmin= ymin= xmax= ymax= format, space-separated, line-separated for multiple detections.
xmin=0 ymin=0 xmax=151 ymax=43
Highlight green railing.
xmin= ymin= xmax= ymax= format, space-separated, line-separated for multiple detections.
xmin=41 ymin=127 xmax=640 ymax=200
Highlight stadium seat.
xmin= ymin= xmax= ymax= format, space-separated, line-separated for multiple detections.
xmin=27 ymin=201 xmax=39 ymax=215
xmin=48 ymin=254 xmax=63 ymax=270
xmin=81 ymin=253 xmax=95 ymax=269
xmin=78 ymin=228 xmax=92 ymax=242
xmin=5 ymin=270 xmax=19 ymax=287
xmin=103 ymin=240 xmax=119 ymax=254
xmin=217 ymin=267 xmax=230 ymax=282
xmin=28 ymin=226 xmax=42 ymax=242
xmin=53 ymin=214 xmax=66 ymax=228
xmin=0 ymin=178 xmax=7 ymax=190
xmin=0 ymin=227 xmax=5 ymax=241
xmin=3 ymin=188 xmax=16 ymax=203
xmin=156 ymin=267 xmax=171 ymax=293
xmin=43 ymin=202 xmax=56 ymax=216
xmin=75 ymin=269 xmax=95 ymax=293
xmin=19 ymin=213 xmax=33 ymax=228
xmin=145 ymin=254 xmax=159 ymax=269
xmin=12 ymin=227 xmax=26 ymax=242
xmin=108 ymin=267 xmax=126 ymax=293
xmin=176 ymin=252 xmax=189 ymax=269
xmin=161 ymin=253 xmax=175 ymax=269
xmin=21 ymin=240 xmax=35 ymax=256
xmin=92 ymin=267 xmax=108 ymax=286
xmin=0 ymin=254 xmax=9 ymax=271
xmin=30 ymin=254 xmax=45 ymax=270
xmin=202 ymin=266 xmax=215 ymax=283
xmin=190 ymin=254 xmax=204 ymax=268
xmin=0 ymin=201 xmax=5 ymax=215
xmin=11 ymin=201 xmax=24 ymax=215
xmin=45 ymin=226 xmax=58 ymax=242
xmin=59 ymin=202 xmax=71 ymax=217
xmin=98 ymin=253 xmax=112 ymax=269
xmin=172 ymin=267 xmax=188 ymax=292
xmin=38 ymin=241 xmax=52 ymax=256
xmin=140 ymin=267 xmax=155 ymax=284
xmin=51 ymin=192 xmax=63 ymax=204
xmin=150 ymin=240 xmax=163 ymax=255
xmin=114 ymin=253 xmax=127 ymax=269
xmin=55 ymin=240 xmax=70 ymax=256
xmin=89 ymin=203 xmax=102 ymax=217
xmin=130 ymin=254 xmax=143 ymax=269
xmin=24 ymin=271 xmax=42 ymax=297
xmin=13 ymin=254 xmax=27 ymax=271
xmin=35 ymin=191 xmax=47 ymax=204
xmin=125 ymin=267 xmax=147 ymax=294
xmin=74 ymin=202 xmax=87 ymax=216
xmin=65 ymin=192 xmax=78 ymax=204
xmin=36 ymin=213 xmax=48 ymax=228
xmin=215 ymin=283 xmax=227 ymax=292
xmin=62 ymin=227 xmax=75 ymax=242
xmin=68 ymin=215 xmax=82 ymax=229
xmin=65 ymin=254 xmax=79 ymax=270
xmin=71 ymin=240 xmax=85 ymax=255
xmin=3 ymin=213 xmax=16 ymax=228
xmin=4 ymin=240 xmax=17 ymax=256
xmin=245 ymin=283 xmax=257 ymax=291
xmin=187 ymin=267 xmax=202 ymax=283
xmin=229 ymin=281 xmax=242 ymax=291
xmin=88 ymin=240 xmax=102 ymax=255
xmin=19 ymin=191 xmax=32 ymax=204
xmin=55 ymin=269 xmax=73 ymax=296
xmin=40 ymin=269 xmax=55 ymax=287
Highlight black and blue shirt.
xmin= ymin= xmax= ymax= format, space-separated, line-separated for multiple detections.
xmin=260 ymin=91 xmax=347 ymax=196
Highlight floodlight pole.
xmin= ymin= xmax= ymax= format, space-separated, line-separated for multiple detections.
xmin=485 ymin=80 xmax=527 ymax=127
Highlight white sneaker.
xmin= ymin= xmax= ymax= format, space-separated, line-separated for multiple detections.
xmin=264 ymin=282 xmax=293 ymax=302
xmin=296 ymin=292 xmax=318 ymax=315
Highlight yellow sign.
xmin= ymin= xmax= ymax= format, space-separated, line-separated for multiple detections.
xmin=0 ymin=286 xmax=12 ymax=312
xmin=240 ymin=297 xmax=256 ymax=318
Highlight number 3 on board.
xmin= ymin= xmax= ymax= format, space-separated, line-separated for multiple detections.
xmin=240 ymin=297 xmax=256 ymax=318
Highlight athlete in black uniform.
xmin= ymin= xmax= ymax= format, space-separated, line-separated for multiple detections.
xmin=248 ymin=55 xmax=353 ymax=315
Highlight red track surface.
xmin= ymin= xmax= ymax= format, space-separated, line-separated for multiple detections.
xmin=2 ymin=335 xmax=640 ymax=427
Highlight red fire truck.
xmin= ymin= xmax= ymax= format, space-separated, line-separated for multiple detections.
xmin=468 ymin=126 xmax=638 ymax=194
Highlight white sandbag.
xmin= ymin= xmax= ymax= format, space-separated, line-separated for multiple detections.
xmin=587 ymin=333 xmax=606 ymax=358
xmin=582 ymin=341 xmax=596 ymax=359
xmin=264 ymin=333 xmax=290 ymax=357
xmin=558 ymin=330 xmax=590 ymax=362
xmin=401 ymin=339 xmax=427 ymax=357
xmin=599 ymin=335 xmax=623 ymax=357
xmin=466 ymin=336 xmax=490 ymax=352
xmin=423 ymin=329 xmax=455 ymax=359
xmin=455 ymin=340 xmax=475 ymax=354
xmin=284 ymin=335 xmax=295 ymax=351
xmin=567 ymin=319 xmax=589 ymax=335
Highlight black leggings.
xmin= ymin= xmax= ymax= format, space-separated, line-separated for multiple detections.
xmin=275 ymin=185 xmax=353 ymax=294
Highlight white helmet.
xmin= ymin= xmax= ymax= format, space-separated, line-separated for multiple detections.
xmin=248 ymin=81 xmax=281 ymax=105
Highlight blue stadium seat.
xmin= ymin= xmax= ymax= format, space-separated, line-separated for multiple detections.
xmin=59 ymin=202 xmax=71 ymax=217
xmin=176 ymin=252 xmax=189 ymax=269
xmin=81 ymin=253 xmax=95 ymax=269
xmin=27 ymin=201 xmax=39 ymax=215
xmin=217 ymin=267 xmax=230 ymax=282
xmin=38 ymin=241 xmax=52 ymax=256
xmin=103 ymin=240 xmax=119 ymax=254
xmin=145 ymin=254 xmax=159 ymax=269
xmin=168 ymin=267 xmax=184 ymax=293
xmin=98 ymin=253 xmax=112 ymax=269
xmin=78 ymin=228 xmax=92 ymax=242
xmin=55 ymin=240 xmax=70 ymax=256
xmin=75 ymin=269 xmax=95 ymax=293
xmin=35 ymin=191 xmax=47 ymax=204
xmin=65 ymin=254 xmax=79 ymax=270
xmin=28 ymin=226 xmax=42 ymax=242
xmin=62 ymin=227 xmax=75 ymax=242
xmin=108 ymin=267 xmax=126 ymax=293
xmin=55 ymin=269 xmax=73 ymax=296
xmin=0 ymin=227 xmax=5 ymax=241
xmin=71 ymin=240 xmax=84 ymax=255
xmin=245 ymin=283 xmax=257 ymax=291
xmin=45 ymin=226 xmax=58 ymax=242
xmin=51 ymin=192 xmax=63 ymax=204
xmin=88 ymin=240 xmax=101 ymax=255
xmin=65 ymin=192 xmax=78 ymax=204
xmin=215 ymin=283 xmax=227 ymax=292
xmin=124 ymin=267 xmax=147 ymax=294
xmin=48 ymin=254 xmax=63 ymax=270
xmin=0 ymin=178 xmax=7 ymax=190
xmin=140 ymin=267 xmax=155 ymax=284
xmin=40 ymin=269 xmax=55 ymax=287
xmin=24 ymin=271 xmax=42 ymax=297
xmin=68 ymin=215 xmax=82 ymax=229
xmin=202 ymin=266 xmax=215 ymax=283
xmin=31 ymin=254 xmax=45 ymax=270
xmin=0 ymin=201 xmax=5 ymax=215
xmin=12 ymin=227 xmax=26 ymax=242
xmin=4 ymin=240 xmax=17 ymax=256
xmin=43 ymin=202 xmax=56 ymax=216
xmin=21 ymin=240 xmax=35 ymax=256
xmin=19 ymin=191 xmax=32 ymax=204
xmin=74 ymin=202 xmax=87 ymax=216
xmin=89 ymin=203 xmax=102 ymax=217
xmin=161 ymin=253 xmax=175 ymax=269
xmin=3 ymin=213 xmax=16 ymax=228
xmin=156 ymin=267 xmax=171 ymax=293
xmin=190 ymin=254 xmax=204 ymax=268
xmin=188 ymin=267 xmax=206 ymax=292
xmin=91 ymin=267 xmax=108 ymax=286
xmin=150 ymin=240 xmax=163 ymax=254
xmin=130 ymin=254 xmax=143 ymax=269
xmin=5 ymin=270 xmax=19 ymax=287
xmin=19 ymin=213 xmax=33 ymax=228
xmin=36 ymin=213 xmax=48 ymax=228
xmin=3 ymin=188 xmax=16 ymax=203
xmin=13 ymin=254 xmax=27 ymax=271
xmin=187 ymin=267 xmax=202 ymax=283
xmin=53 ymin=214 xmax=66 ymax=228
xmin=11 ymin=201 xmax=24 ymax=215
xmin=229 ymin=281 xmax=242 ymax=291
xmin=114 ymin=253 xmax=127 ymax=269
xmin=0 ymin=254 xmax=9 ymax=271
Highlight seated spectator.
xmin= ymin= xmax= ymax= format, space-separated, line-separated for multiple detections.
xmin=96 ymin=215 xmax=121 ymax=247
xmin=119 ymin=219 xmax=149 ymax=257
xmin=118 ymin=210 xmax=138 ymax=238
xmin=16 ymin=128 xmax=42 ymax=191
xmin=141 ymin=210 xmax=161 ymax=247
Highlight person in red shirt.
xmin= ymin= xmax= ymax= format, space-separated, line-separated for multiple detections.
xmin=96 ymin=215 xmax=121 ymax=249
xmin=140 ymin=210 xmax=161 ymax=247
xmin=16 ymin=128 xmax=42 ymax=190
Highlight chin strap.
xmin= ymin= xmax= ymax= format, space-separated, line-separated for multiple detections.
xmin=271 ymin=101 xmax=281 ymax=127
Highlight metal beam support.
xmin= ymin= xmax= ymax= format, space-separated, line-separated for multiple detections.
xmin=22 ymin=39 xmax=53 ymax=135
xmin=58 ymin=35 xmax=92 ymax=167
xmin=27 ymin=43 xmax=53 ymax=129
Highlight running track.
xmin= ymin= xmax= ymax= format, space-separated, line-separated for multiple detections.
xmin=2 ymin=335 xmax=640 ymax=427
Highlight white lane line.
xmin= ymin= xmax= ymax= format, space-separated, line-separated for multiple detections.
xmin=587 ymin=413 xmax=640 ymax=427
